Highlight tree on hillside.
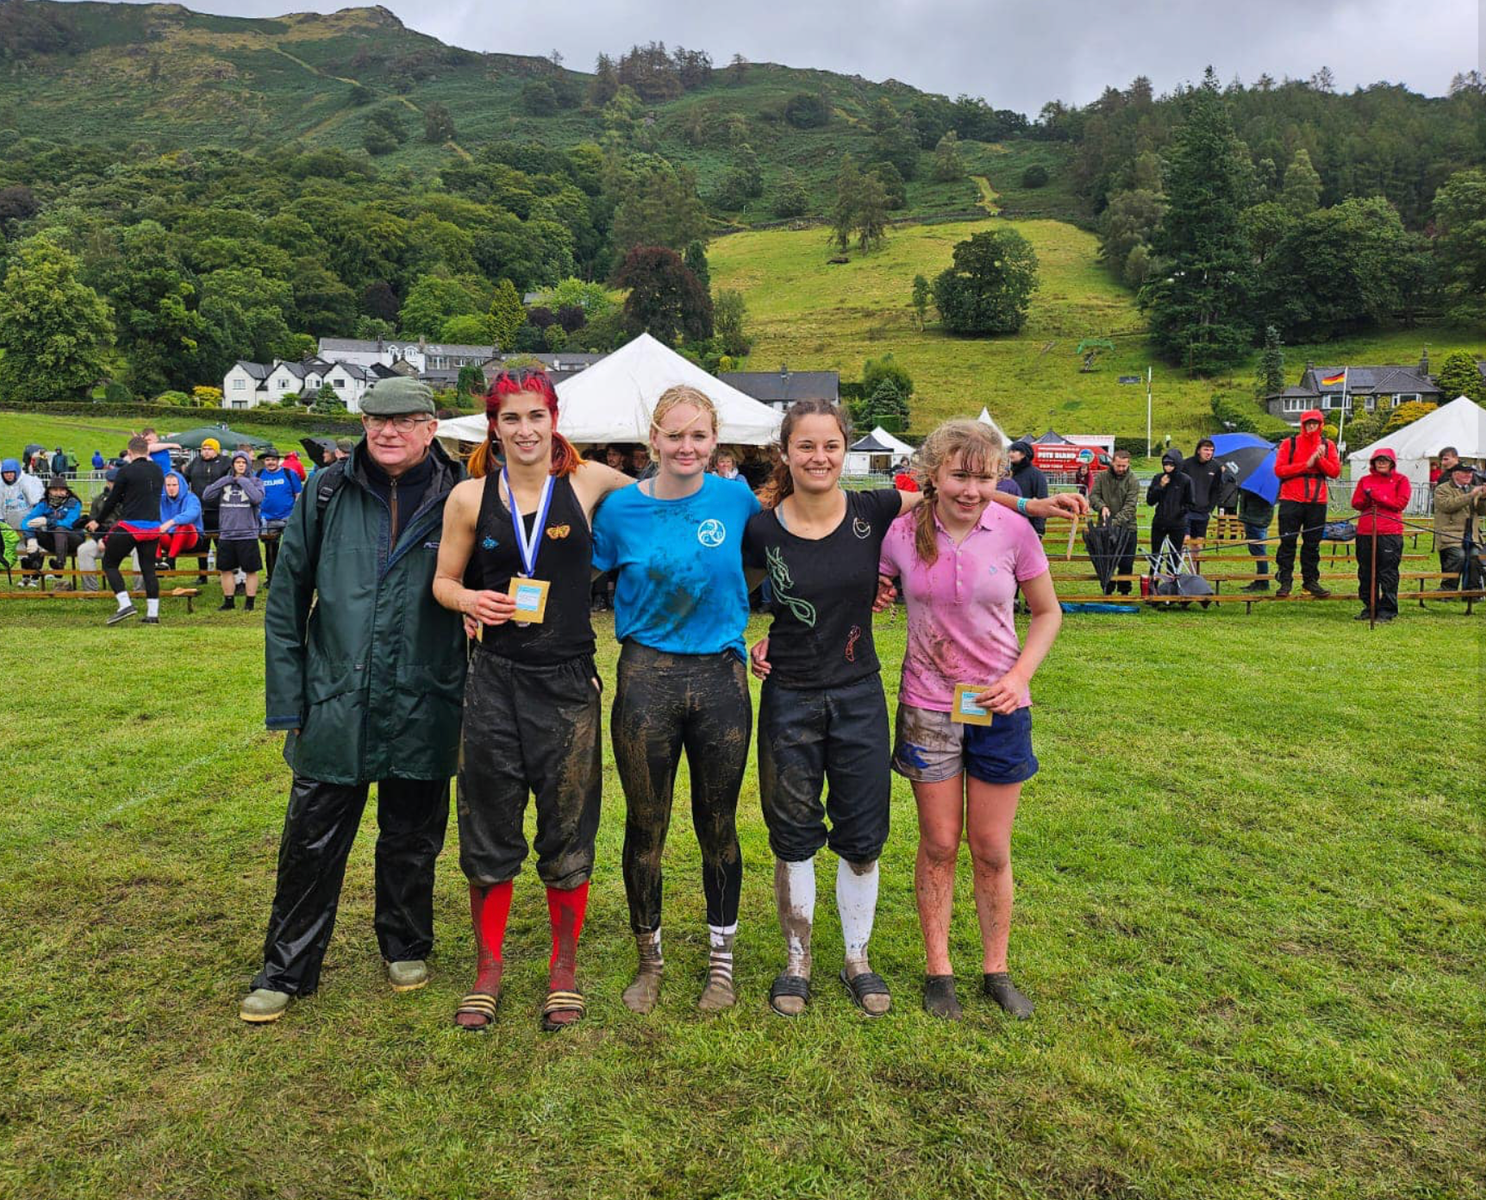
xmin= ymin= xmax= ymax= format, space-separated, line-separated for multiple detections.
xmin=713 ymin=289 xmax=750 ymax=356
xmin=0 ymin=237 xmax=114 ymax=402
xmin=442 ymin=314 xmax=489 ymax=344
xmin=862 ymin=353 xmax=913 ymax=405
xmin=589 ymin=54 xmax=620 ymax=106
xmin=1139 ymin=80 xmax=1255 ymax=373
xmin=911 ymin=273 xmax=931 ymax=329
xmin=399 ymin=275 xmax=479 ymax=338
xmin=683 ymin=240 xmax=711 ymax=292
xmin=830 ymin=157 xmax=862 ymax=253
xmin=932 ymin=227 xmax=1039 ymax=335
xmin=486 ymin=278 xmax=527 ymax=351
xmin=773 ymin=170 xmax=810 ymax=219
xmin=869 ymin=161 xmax=907 ymax=210
xmin=1239 ymin=200 xmax=1292 ymax=264
xmin=1254 ymin=324 xmax=1286 ymax=398
xmin=1432 ymin=168 xmax=1486 ymax=326
xmin=615 ymin=245 xmax=712 ymax=347
xmin=931 ymin=131 xmax=965 ymax=183
xmin=784 ymin=91 xmax=830 ymax=129
xmin=1100 ymin=189 xmax=1164 ymax=281
xmin=423 ymin=102 xmax=455 ymax=143
xmin=1435 ymin=350 xmax=1485 ymax=403
xmin=610 ymin=167 xmax=710 ymax=255
xmin=196 ymin=267 xmax=297 ymax=378
xmin=861 ymin=375 xmax=911 ymax=433
xmin=1281 ymin=149 xmax=1322 ymax=216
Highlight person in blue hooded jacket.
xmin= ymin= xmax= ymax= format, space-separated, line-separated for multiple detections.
xmin=256 ymin=448 xmax=301 ymax=585
xmin=21 ymin=476 xmax=84 ymax=571
xmin=156 ymin=469 xmax=204 ymax=568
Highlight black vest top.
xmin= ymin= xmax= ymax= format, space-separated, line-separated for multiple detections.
xmin=472 ymin=471 xmax=595 ymax=664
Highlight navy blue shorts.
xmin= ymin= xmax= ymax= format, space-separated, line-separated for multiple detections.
xmin=1186 ymin=513 xmax=1211 ymax=539
xmin=893 ymin=703 xmax=1039 ymax=786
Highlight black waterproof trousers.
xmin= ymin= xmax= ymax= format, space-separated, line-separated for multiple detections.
xmin=612 ymin=642 xmax=750 ymax=934
xmin=102 ymin=529 xmax=158 ymax=599
xmin=1357 ymin=533 xmax=1402 ymax=617
xmin=252 ymin=774 xmax=449 ymax=996
xmin=1276 ymin=500 xmax=1327 ymax=589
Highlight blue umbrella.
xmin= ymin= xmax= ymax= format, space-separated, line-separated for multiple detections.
xmin=1209 ymin=432 xmax=1280 ymax=503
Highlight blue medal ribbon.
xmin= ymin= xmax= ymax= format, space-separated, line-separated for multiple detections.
xmin=502 ymin=468 xmax=554 ymax=578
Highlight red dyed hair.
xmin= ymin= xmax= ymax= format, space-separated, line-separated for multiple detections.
xmin=468 ymin=368 xmax=582 ymax=479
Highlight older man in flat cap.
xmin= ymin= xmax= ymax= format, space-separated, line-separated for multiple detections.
xmin=241 ymin=377 xmax=468 ymax=1023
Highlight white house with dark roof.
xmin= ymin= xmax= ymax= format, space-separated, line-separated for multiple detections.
xmin=1264 ymin=351 xmax=1442 ymax=426
xmin=223 ymin=360 xmax=271 ymax=410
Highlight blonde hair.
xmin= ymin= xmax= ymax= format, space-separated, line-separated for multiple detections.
xmin=650 ymin=385 xmax=719 ymax=445
xmin=911 ymin=419 xmax=1006 ymax=567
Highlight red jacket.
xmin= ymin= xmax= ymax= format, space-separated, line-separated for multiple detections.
xmin=1350 ymin=449 xmax=1411 ymax=535
xmin=1274 ymin=409 xmax=1341 ymax=504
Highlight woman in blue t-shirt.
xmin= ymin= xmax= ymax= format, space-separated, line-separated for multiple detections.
xmin=591 ymin=385 xmax=760 ymax=1015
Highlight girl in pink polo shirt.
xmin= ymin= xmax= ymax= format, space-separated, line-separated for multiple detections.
xmin=878 ymin=419 xmax=1062 ymax=1021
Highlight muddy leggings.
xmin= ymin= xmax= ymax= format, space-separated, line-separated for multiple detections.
xmin=612 ymin=641 xmax=751 ymax=934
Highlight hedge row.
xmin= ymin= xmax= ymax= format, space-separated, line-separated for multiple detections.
xmin=0 ymin=400 xmax=362 ymax=435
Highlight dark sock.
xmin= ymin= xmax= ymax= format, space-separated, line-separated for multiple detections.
xmin=244 ymin=596 xmax=255 ymax=611
xmin=218 ymin=597 xmax=235 ymax=610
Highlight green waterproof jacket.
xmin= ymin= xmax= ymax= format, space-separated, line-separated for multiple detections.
xmin=264 ymin=440 xmax=467 ymax=784
xmin=1087 ymin=468 xmax=1139 ymax=527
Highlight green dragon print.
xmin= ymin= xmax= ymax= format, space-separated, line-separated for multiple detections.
xmin=766 ymin=544 xmax=817 ymax=627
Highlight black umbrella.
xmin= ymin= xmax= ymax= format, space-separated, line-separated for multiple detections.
xmin=300 ymin=436 xmax=338 ymax=468
xmin=1082 ymin=517 xmax=1133 ymax=594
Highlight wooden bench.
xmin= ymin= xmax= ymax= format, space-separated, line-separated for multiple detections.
xmin=1055 ymin=588 xmax=1483 ymax=614
xmin=0 ymin=587 xmax=202 ymax=611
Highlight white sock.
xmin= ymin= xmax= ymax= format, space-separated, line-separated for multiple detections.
xmin=114 ymin=591 xmax=130 ymax=610
xmin=146 ymin=598 xmax=159 ymax=618
xmin=706 ymin=922 xmax=737 ymax=991
xmin=837 ymin=857 xmax=880 ymax=969
xmin=775 ymin=857 xmax=816 ymax=975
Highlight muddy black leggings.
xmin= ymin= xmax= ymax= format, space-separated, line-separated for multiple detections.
xmin=612 ymin=641 xmax=751 ymax=933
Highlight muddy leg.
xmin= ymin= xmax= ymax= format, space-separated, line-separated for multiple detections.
xmin=772 ymin=857 xmax=815 ymax=1015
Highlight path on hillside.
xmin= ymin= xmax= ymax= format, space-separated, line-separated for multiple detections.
xmin=268 ymin=45 xmax=470 ymax=157
xmin=971 ymin=175 xmax=1001 ymax=216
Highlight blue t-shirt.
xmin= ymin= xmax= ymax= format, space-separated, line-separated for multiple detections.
xmin=592 ymin=475 xmax=760 ymax=658
xmin=257 ymin=467 xmax=302 ymax=521
xmin=149 ymin=448 xmax=174 ymax=474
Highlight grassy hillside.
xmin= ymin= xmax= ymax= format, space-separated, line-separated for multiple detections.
xmin=0 ymin=2 xmax=1001 ymax=224
xmin=711 ymin=208 xmax=1484 ymax=441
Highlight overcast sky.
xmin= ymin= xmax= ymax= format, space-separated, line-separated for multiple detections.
xmin=62 ymin=1 xmax=1481 ymax=113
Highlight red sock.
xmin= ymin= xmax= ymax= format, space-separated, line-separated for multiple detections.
xmin=470 ymin=881 xmax=513 ymax=991
xmin=546 ymin=882 xmax=589 ymax=990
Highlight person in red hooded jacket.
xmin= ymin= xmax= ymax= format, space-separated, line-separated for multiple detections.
xmin=1350 ymin=448 xmax=1410 ymax=621
xmin=1272 ymin=409 xmax=1340 ymax=598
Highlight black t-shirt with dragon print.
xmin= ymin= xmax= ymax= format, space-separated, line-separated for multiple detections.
xmin=742 ymin=487 xmax=902 ymax=690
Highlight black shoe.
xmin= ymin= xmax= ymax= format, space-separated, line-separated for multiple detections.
xmin=244 ymin=597 xmax=255 ymax=611
xmin=1302 ymin=581 xmax=1331 ymax=599
xmin=141 ymin=616 xmax=159 ymax=625
xmin=217 ymin=599 xmax=235 ymax=611
xmin=923 ymin=974 xmax=962 ymax=1021
xmin=1274 ymin=585 xmax=1292 ymax=599
xmin=1377 ymin=612 xmax=1396 ymax=622
xmin=983 ymin=972 xmax=1034 ymax=1020
xmin=106 ymin=604 xmax=138 ymax=625
xmin=1242 ymin=581 xmax=1269 ymax=593
xmin=1354 ymin=609 xmax=1370 ymax=620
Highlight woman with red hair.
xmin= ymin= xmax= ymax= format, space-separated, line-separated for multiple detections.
xmin=432 ymin=369 xmax=631 ymax=1032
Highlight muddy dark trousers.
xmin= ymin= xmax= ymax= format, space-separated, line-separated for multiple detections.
xmin=102 ymin=529 xmax=159 ymax=598
xmin=612 ymin=642 xmax=750 ymax=933
xmin=1357 ymin=533 xmax=1402 ymax=617
xmin=252 ymin=774 xmax=449 ymax=996
xmin=758 ymin=675 xmax=891 ymax=864
xmin=1276 ymin=500 xmax=1326 ymax=588
xmin=458 ymin=648 xmax=602 ymax=889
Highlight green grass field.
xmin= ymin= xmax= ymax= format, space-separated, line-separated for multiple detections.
xmin=0 ymin=594 xmax=1480 ymax=1199
xmin=0 ymin=412 xmax=351 ymax=468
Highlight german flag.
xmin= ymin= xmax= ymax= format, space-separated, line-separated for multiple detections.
xmin=1319 ymin=369 xmax=1346 ymax=388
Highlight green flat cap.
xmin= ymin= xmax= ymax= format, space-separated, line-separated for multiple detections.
xmin=361 ymin=377 xmax=435 ymax=416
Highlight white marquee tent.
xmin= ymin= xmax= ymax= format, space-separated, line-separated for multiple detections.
xmin=1348 ymin=395 xmax=1486 ymax=510
xmin=436 ymin=333 xmax=784 ymax=449
xmin=845 ymin=425 xmax=915 ymax=474
xmin=977 ymin=407 xmax=1013 ymax=448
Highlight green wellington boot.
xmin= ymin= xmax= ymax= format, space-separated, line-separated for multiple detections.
xmin=239 ymin=988 xmax=291 ymax=1023
xmin=387 ymin=960 xmax=430 ymax=992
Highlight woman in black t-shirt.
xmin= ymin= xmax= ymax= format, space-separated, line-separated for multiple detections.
xmin=433 ymin=369 xmax=630 ymax=1033
xmin=743 ymin=401 xmax=924 ymax=1017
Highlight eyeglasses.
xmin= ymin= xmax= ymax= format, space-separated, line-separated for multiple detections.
xmin=363 ymin=415 xmax=431 ymax=433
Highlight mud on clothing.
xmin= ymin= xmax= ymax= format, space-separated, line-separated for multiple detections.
xmin=742 ymin=488 xmax=901 ymax=689
xmin=612 ymin=642 xmax=750 ymax=934
xmin=591 ymin=475 xmax=760 ymax=660
xmin=458 ymin=471 xmax=602 ymax=890
xmin=892 ymin=702 xmax=1039 ymax=786
xmin=758 ymin=674 xmax=891 ymax=863
xmin=458 ymin=649 xmax=601 ymax=889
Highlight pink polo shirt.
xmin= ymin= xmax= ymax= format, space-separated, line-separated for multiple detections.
xmin=878 ymin=504 xmax=1049 ymax=712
